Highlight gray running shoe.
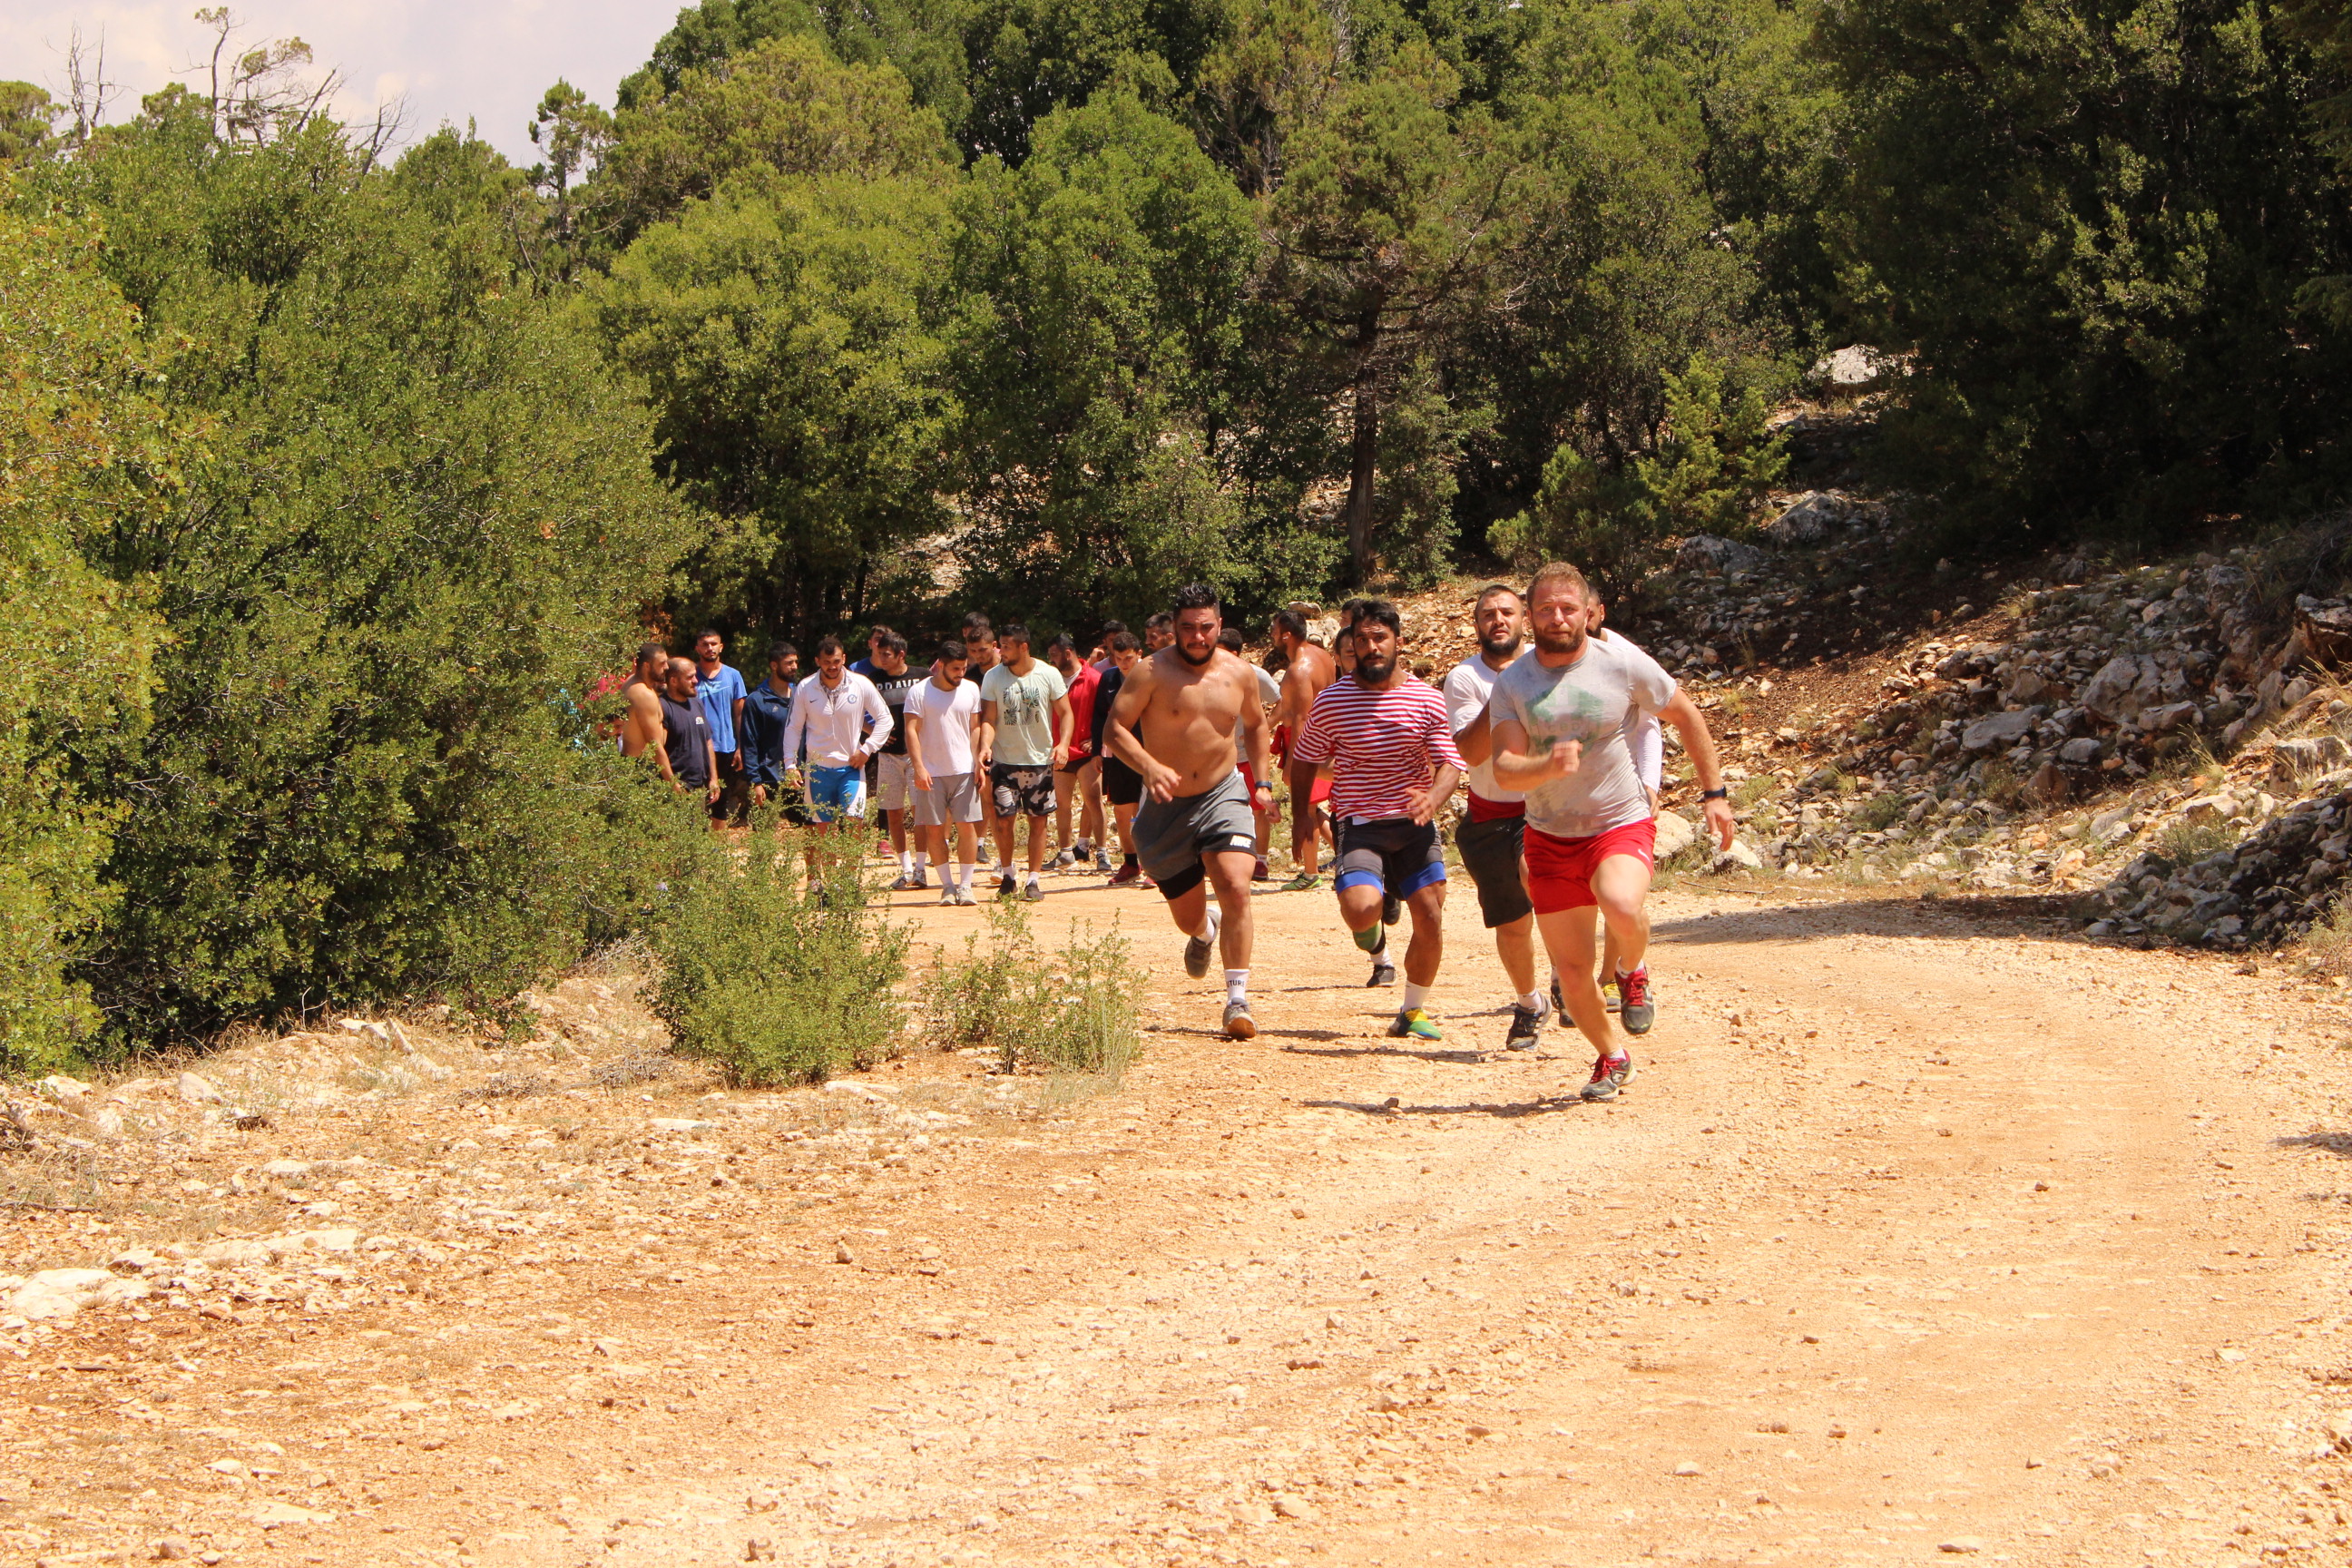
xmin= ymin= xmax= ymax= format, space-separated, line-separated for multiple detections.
xmin=1581 ymin=1053 xmax=1634 ymax=1102
xmin=891 ymin=873 xmax=921 ymax=892
xmin=1222 ymin=1000 xmax=1257 ymax=1040
xmin=1505 ymin=996 xmax=1548 ymax=1052
xmin=1367 ymin=961 xmax=1396 ymax=987
xmin=954 ymin=886 xmax=978 ymax=906
xmin=937 ymin=886 xmax=956 ymax=906
xmin=1022 ymin=879 xmax=1045 ymax=903
xmin=1094 ymin=850 xmax=1115 ymax=874
xmin=1617 ymin=966 xmax=1654 ymax=1035
xmin=1048 ymin=848 xmax=1077 ymax=870
xmin=1184 ymin=929 xmax=1215 ymax=979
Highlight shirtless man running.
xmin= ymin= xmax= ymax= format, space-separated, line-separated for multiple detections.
xmin=1268 ymin=608 xmax=1337 ymax=891
xmin=1105 ymin=583 xmax=1277 ymax=1041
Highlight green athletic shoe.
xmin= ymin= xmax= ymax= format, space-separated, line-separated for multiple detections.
xmin=1279 ymin=871 xmax=1321 ymax=893
xmin=1387 ymin=1007 xmax=1442 ymax=1042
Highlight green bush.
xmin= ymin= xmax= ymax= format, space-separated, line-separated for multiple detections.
xmin=649 ymin=822 xmax=911 ymax=1084
xmin=23 ymin=111 xmax=694 ymax=1050
xmin=927 ymin=899 xmax=1144 ymax=1083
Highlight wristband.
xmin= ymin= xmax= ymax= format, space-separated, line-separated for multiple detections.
xmin=1700 ymin=786 xmax=1730 ymax=801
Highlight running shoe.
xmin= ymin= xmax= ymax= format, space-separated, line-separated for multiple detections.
xmin=1253 ymin=858 xmax=1272 ymax=881
xmin=1048 ymin=848 xmax=1077 ymax=871
xmin=891 ymin=872 xmax=921 ymax=892
xmin=1279 ymin=871 xmax=1320 ymax=893
xmin=1387 ymin=1008 xmax=1442 ymax=1042
xmin=1602 ymin=978 xmax=1622 ymax=1014
xmin=1382 ymin=893 xmax=1401 ymax=926
xmin=1107 ymin=862 xmax=1142 ymax=887
xmin=1094 ymin=850 xmax=1115 ymax=874
xmin=937 ymin=886 xmax=956 ymax=906
xmin=1505 ymin=996 xmax=1549 ymax=1052
xmin=1222 ymin=1000 xmax=1257 ymax=1040
xmin=913 ymin=867 xmax=929 ymax=888
xmin=1617 ymin=966 xmax=1654 ymax=1035
xmin=1551 ymin=974 xmax=1564 ymax=1015
xmin=996 ymin=872 xmax=1018 ymax=900
xmin=1367 ymin=960 xmax=1396 ymax=987
xmin=954 ymin=886 xmax=978 ymax=906
xmin=1184 ymin=929 xmax=1215 ymax=980
xmin=1581 ymin=1053 xmax=1634 ymax=1102
xmin=1023 ymin=879 xmax=1045 ymax=903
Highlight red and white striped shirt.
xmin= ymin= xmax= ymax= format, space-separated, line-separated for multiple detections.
xmin=1291 ymin=676 xmax=1466 ymax=821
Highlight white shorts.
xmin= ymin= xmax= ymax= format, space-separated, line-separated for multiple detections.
xmin=913 ymin=771 xmax=983 ymax=827
xmin=875 ymin=752 xmax=915 ymax=812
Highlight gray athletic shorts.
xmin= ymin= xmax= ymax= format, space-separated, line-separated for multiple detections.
xmin=1133 ymin=769 xmax=1258 ymax=899
xmin=875 ymin=752 xmax=914 ymax=812
xmin=913 ymin=771 xmax=983 ymax=827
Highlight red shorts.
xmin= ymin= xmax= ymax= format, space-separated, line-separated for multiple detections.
xmin=1270 ymin=726 xmax=1335 ymax=806
xmin=1525 ymin=819 xmax=1657 ymax=915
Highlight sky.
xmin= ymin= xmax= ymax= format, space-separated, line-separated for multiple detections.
xmin=0 ymin=1 xmax=688 ymax=165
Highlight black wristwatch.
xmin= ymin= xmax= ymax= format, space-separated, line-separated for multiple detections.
xmin=1700 ymin=786 xmax=1730 ymax=801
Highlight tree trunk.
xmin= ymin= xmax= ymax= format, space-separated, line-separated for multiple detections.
xmin=1344 ymin=362 xmax=1379 ymax=585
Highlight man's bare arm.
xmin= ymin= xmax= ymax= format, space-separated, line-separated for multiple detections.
xmin=1107 ymin=660 xmax=1181 ymax=800
xmin=1454 ymin=703 xmax=1494 ymax=768
xmin=1240 ymin=673 xmax=1275 ymax=795
xmin=1491 ymin=716 xmax=1581 ymax=790
xmin=1406 ymin=762 xmax=1462 ymax=826
xmin=977 ymin=701 xmax=1000 ymax=769
xmin=1657 ymin=690 xmax=1737 ymax=848
xmin=1049 ymin=693 xmax=1073 ymax=768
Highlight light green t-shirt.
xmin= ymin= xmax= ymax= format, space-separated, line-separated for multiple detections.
xmin=981 ymin=662 xmax=1069 ymax=767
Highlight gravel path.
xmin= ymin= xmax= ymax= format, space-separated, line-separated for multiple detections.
xmin=5 ymin=877 xmax=2349 ymax=1567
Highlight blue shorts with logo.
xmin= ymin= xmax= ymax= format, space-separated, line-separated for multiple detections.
xmin=806 ymin=764 xmax=867 ymax=823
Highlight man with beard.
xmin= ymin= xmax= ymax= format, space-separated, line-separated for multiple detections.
xmin=1442 ymin=583 xmax=1552 ymax=1053
xmin=1268 ymin=608 xmax=1337 ymax=891
xmin=860 ymin=632 xmax=929 ymax=890
xmin=1290 ymin=601 xmax=1465 ymax=1043
xmin=620 ymin=642 xmax=669 ymax=761
xmin=1105 ymin=585 xmax=1276 ymax=1040
xmin=1487 ymin=563 xmax=1736 ymax=1102
xmin=693 ymin=629 xmax=750 ymax=828
xmin=658 ymin=656 xmax=720 ymax=818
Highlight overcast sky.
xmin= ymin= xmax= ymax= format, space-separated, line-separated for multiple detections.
xmin=1 ymin=1 xmax=687 ymax=165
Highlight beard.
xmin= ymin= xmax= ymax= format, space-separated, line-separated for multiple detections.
xmin=1354 ymin=652 xmax=1394 ymax=683
xmin=1532 ymin=622 xmax=1587 ymax=658
xmin=1477 ymin=627 xmax=1523 ymax=660
xmin=1177 ymin=642 xmax=1214 ymax=667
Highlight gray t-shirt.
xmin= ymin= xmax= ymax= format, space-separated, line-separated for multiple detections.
xmin=1488 ymin=635 xmax=1677 ymax=838
xmin=980 ymin=662 xmax=1069 ymax=767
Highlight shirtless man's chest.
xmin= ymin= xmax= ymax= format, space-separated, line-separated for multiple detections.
xmin=1137 ymin=654 xmax=1252 ymax=794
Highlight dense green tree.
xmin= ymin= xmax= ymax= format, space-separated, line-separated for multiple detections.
xmin=1818 ymin=0 xmax=2352 ymax=543
xmin=0 ymin=83 xmax=58 ymax=164
xmin=594 ymin=170 xmax=959 ymax=636
xmin=591 ymin=33 xmax=956 ymax=247
xmin=0 ymin=187 xmax=181 ymax=1069
xmin=526 ymin=79 xmax=613 ymax=280
xmin=26 ymin=112 xmax=696 ymax=1047
xmin=1261 ymin=45 xmax=1521 ymax=583
xmin=951 ymin=93 xmax=1328 ymax=622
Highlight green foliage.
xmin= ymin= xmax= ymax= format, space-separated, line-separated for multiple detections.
xmin=1492 ymin=352 xmax=1784 ymax=593
xmin=951 ymin=92 xmax=1288 ymax=624
xmin=0 ymin=187 xmax=181 ymax=1070
xmin=594 ymin=169 xmax=958 ymax=636
xmin=0 ymin=83 xmax=58 ymax=165
xmin=25 ymin=118 xmax=695 ymax=1050
xmin=926 ymin=897 xmax=1144 ymax=1082
xmin=650 ymin=826 xmax=912 ymax=1084
xmin=1819 ymin=0 xmax=2352 ymax=544
xmin=593 ymin=34 xmax=956 ymax=248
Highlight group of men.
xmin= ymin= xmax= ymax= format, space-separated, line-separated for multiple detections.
xmin=613 ymin=560 xmax=1734 ymax=1101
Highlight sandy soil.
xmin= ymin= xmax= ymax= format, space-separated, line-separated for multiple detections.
xmin=5 ymin=871 xmax=2352 ymax=1568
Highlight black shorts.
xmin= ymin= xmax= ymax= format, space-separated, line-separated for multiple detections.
xmin=1335 ymin=817 xmax=1446 ymax=900
xmin=710 ymin=753 xmax=751 ymax=827
xmin=1060 ymin=749 xmax=1093 ymax=776
xmin=1455 ymin=812 xmax=1534 ymax=928
xmin=1102 ymin=757 xmax=1143 ymax=807
xmin=989 ymin=761 xmax=1055 ymax=818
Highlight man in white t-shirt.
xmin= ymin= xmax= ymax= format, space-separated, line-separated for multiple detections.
xmin=902 ymin=640 xmax=985 ymax=906
xmin=978 ymin=622 xmax=1073 ymax=903
xmin=1442 ymin=583 xmax=1548 ymax=1053
xmin=1488 ymin=562 xmax=1736 ymax=1102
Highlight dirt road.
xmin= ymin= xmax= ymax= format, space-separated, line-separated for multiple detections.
xmin=6 ymin=877 xmax=2352 ymax=1567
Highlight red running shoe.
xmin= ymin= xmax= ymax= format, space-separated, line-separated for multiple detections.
xmin=1617 ymin=965 xmax=1654 ymax=1034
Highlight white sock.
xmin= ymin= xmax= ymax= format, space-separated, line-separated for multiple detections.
xmin=1370 ymin=941 xmax=1389 ymax=965
xmin=1194 ymin=905 xmax=1220 ymax=944
xmin=955 ymin=861 xmax=973 ymax=891
xmin=1225 ymin=969 xmax=1248 ymax=1005
xmin=1402 ymin=982 xmax=1428 ymax=1012
xmin=1519 ymin=990 xmax=1544 ymax=1012
xmin=1615 ymin=963 xmax=1642 ymax=978
xmin=898 ymin=850 xmax=913 ymax=875
xmin=1026 ymin=871 xmax=1042 ymax=888
xmin=913 ymin=851 xmax=928 ymax=875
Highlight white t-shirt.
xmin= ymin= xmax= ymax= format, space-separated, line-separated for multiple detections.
xmin=1488 ymin=634 xmax=1679 ymax=839
xmin=1595 ymin=632 xmax=1664 ymax=791
xmin=903 ymin=678 xmax=980 ymax=775
xmin=1442 ymin=650 xmax=1526 ymax=808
